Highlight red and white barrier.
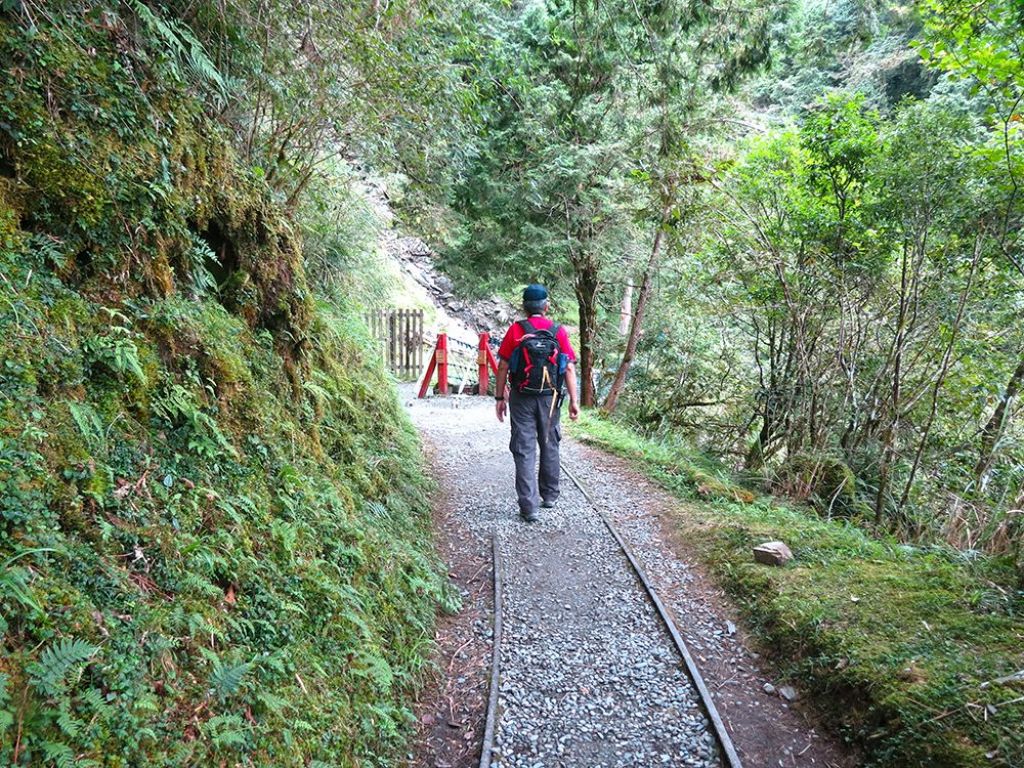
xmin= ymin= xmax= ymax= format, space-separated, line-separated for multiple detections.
xmin=418 ymin=332 xmax=498 ymax=398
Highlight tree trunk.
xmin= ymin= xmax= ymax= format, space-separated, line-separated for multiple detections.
xmin=975 ymin=353 xmax=1024 ymax=488
xmin=875 ymin=244 xmax=910 ymax=525
xmin=573 ymin=262 xmax=600 ymax=408
xmin=618 ymin=279 xmax=633 ymax=335
xmin=602 ymin=205 xmax=671 ymax=414
xmin=897 ymin=239 xmax=981 ymax=514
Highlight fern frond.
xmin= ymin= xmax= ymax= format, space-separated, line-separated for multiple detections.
xmin=42 ymin=741 xmax=75 ymax=768
xmin=351 ymin=650 xmax=394 ymax=693
xmin=126 ymin=0 xmax=226 ymax=98
xmin=255 ymin=689 xmax=290 ymax=715
xmin=209 ymin=660 xmax=251 ymax=700
xmin=364 ymin=500 xmax=391 ymax=521
xmin=27 ymin=638 xmax=98 ymax=697
xmin=1 ymin=548 xmax=55 ymax=614
xmin=81 ymin=686 xmax=114 ymax=718
xmin=0 ymin=673 xmax=11 ymax=733
xmin=202 ymin=713 xmax=249 ymax=748
xmin=67 ymin=400 xmax=105 ymax=450
xmin=56 ymin=705 xmax=83 ymax=738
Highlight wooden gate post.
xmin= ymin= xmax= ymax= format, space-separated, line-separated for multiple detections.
xmin=436 ymin=333 xmax=449 ymax=395
xmin=477 ymin=332 xmax=490 ymax=396
xmin=418 ymin=333 xmax=451 ymax=398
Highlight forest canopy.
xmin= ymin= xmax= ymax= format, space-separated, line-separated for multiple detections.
xmin=446 ymin=0 xmax=1024 ymax=570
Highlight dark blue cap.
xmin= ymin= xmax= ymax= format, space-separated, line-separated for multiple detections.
xmin=523 ymin=283 xmax=548 ymax=302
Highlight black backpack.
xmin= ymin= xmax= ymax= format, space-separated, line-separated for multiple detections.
xmin=509 ymin=319 xmax=563 ymax=395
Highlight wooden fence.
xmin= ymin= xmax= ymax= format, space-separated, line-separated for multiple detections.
xmin=364 ymin=308 xmax=425 ymax=380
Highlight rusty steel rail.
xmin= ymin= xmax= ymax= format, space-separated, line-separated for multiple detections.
xmin=561 ymin=462 xmax=744 ymax=768
xmin=478 ymin=533 xmax=504 ymax=768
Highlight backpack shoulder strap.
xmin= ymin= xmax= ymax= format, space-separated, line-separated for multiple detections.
xmin=518 ymin=318 xmax=537 ymax=334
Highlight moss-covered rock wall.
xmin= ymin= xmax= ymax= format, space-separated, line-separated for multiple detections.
xmin=0 ymin=6 xmax=443 ymax=766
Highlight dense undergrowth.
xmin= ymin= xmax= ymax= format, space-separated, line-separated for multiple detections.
xmin=0 ymin=6 xmax=447 ymax=766
xmin=570 ymin=414 xmax=1024 ymax=768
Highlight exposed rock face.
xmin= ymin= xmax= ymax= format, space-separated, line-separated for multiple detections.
xmin=364 ymin=178 xmax=515 ymax=336
xmin=392 ymin=237 xmax=515 ymax=334
xmin=753 ymin=541 xmax=794 ymax=566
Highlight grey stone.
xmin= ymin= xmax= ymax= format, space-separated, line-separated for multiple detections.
xmin=753 ymin=540 xmax=794 ymax=566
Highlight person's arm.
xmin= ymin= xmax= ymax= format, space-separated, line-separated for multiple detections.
xmin=495 ymin=359 xmax=510 ymax=422
xmin=564 ymin=362 xmax=580 ymax=420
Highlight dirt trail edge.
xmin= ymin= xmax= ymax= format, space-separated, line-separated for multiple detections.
xmin=404 ymin=390 xmax=855 ymax=768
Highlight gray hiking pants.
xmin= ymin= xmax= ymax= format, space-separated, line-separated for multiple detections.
xmin=508 ymin=390 xmax=562 ymax=515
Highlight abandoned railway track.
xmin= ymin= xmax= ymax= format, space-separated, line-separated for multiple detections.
xmin=471 ymin=462 xmax=745 ymax=768
xmin=407 ymin=390 xmax=849 ymax=768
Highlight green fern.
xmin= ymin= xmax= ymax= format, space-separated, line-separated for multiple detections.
xmin=202 ymin=713 xmax=249 ymax=749
xmin=255 ymin=690 xmax=290 ymax=715
xmin=152 ymin=383 xmax=237 ymax=458
xmin=84 ymin=323 xmax=146 ymax=384
xmin=178 ymin=571 xmax=222 ymax=599
xmin=126 ymin=0 xmax=226 ymax=98
xmin=359 ymin=702 xmax=403 ymax=739
xmin=271 ymin=519 xmax=300 ymax=556
xmin=1 ymin=548 xmax=55 ymax=615
xmin=0 ymin=672 xmax=11 ymax=734
xmin=185 ymin=233 xmax=220 ymax=296
xmin=80 ymin=686 xmax=114 ymax=719
xmin=56 ymin=704 xmax=83 ymax=738
xmin=27 ymin=638 xmax=99 ymax=697
xmin=351 ymin=650 xmax=394 ymax=693
xmin=302 ymin=378 xmax=333 ymax=405
xmin=364 ymin=500 xmax=391 ymax=522
xmin=67 ymin=400 xmax=105 ymax=451
xmin=209 ymin=660 xmax=251 ymax=700
xmin=42 ymin=740 xmax=75 ymax=768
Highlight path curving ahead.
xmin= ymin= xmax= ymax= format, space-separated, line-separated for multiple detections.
xmin=405 ymin=392 xmax=718 ymax=768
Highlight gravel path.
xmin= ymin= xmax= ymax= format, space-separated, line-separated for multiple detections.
xmin=404 ymin=391 xmax=719 ymax=768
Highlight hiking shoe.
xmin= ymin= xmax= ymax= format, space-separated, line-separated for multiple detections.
xmin=541 ymin=498 xmax=557 ymax=509
xmin=520 ymin=508 xmax=538 ymax=523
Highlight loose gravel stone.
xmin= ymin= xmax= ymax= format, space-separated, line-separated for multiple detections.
xmin=405 ymin=390 xmax=720 ymax=768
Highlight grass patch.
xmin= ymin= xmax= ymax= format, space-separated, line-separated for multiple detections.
xmin=570 ymin=412 xmax=1024 ymax=768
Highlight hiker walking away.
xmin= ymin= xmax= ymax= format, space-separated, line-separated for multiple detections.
xmin=495 ymin=284 xmax=580 ymax=522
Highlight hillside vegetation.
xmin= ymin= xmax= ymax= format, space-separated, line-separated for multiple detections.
xmin=572 ymin=414 xmax=1023 ymax=766
xmin=0 ymin=2 xmax=472 ymax=765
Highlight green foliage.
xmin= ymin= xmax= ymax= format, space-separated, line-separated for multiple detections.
xmin=916 ymin=0 xmax=1024 ymax=116
xmin=0 ymin=3 xmax=448 ymax=767
xmin=612 ymin=78 xmax=1023 ymax=551
xmin=0 ymin=548 xmax=54 ymax=617
xmin=83 ymin=311 xmax=148 ymax=385
xmin=26 ymin=639 xmax=99 ymax=698
xmin=125 ymin=0 xmax=227 ymax=99
xmin=206 ymin=655 xmax=252 ymax=701
xmin=571 ymin=414 xmax=1024 ymax=767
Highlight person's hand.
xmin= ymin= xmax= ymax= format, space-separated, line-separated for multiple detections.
xmin=569 ymin=400 xmax=580 ymax=421
xmin=496 ymin=399 xmax=507 ymax=422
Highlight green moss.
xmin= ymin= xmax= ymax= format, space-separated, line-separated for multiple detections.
xmin=0 ymin=7 xmax=441 ymax=767
xmin=570 ymin=413 xmax=1024 ymax=768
